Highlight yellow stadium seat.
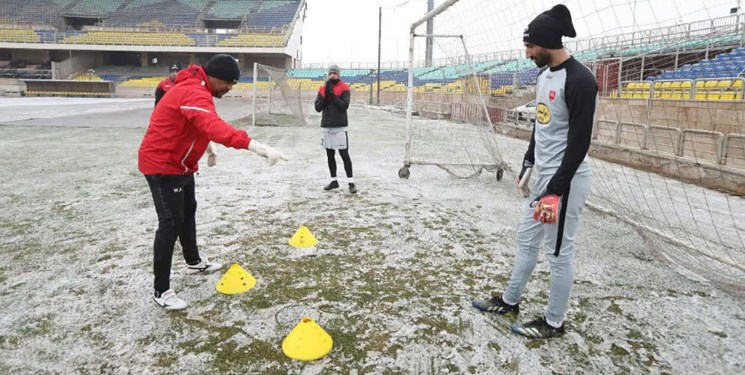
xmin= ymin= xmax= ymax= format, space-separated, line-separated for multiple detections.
xmin=0 ymin=29 xmax=41 ymax=43
xmin=720 ymin=92 xmax=736 ymax=100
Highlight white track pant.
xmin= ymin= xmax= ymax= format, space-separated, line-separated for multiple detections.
xmin=503 ymin=170 xmax=592 ymax=324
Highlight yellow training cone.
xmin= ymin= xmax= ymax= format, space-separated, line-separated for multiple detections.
xmin=288 ymin=226 xmax=318 ymax=248
xmin=282 ymin=317 xmax=333 ymax=361
xmin=215 ymin=263 xmax=257 ymax=295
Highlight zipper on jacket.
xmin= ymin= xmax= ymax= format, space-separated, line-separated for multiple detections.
xmin=181 ymin=140 xmax=196 ymax=174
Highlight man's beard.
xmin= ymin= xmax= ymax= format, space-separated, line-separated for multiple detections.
xmin=531 ymin=56 xmax=548 ymax=68
xmin=214 ymin=89 xmax=229 ymax=98
xmin=531 ymin=50 xmax=551 ymax=68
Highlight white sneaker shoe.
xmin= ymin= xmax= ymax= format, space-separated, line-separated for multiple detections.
xmin=185 ymin=257 xmax=223 ymax=274
xmin=153 ymin=289 xmax=187 ymax=311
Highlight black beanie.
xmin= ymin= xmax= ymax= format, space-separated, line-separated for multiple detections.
xmin=204 ymin=54 xmax=240 ymax=84
xmin=523 ymin=4 xmax=577 ymax=49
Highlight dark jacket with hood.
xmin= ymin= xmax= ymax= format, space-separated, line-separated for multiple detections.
xmin=314 ymin=79 xmax=350 ymax=128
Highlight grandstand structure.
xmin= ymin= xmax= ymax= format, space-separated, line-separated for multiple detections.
xmin=287 ymin=14 xmax=745 ymax=101
xmin=0 ymin=0 xmax=305 ymax=95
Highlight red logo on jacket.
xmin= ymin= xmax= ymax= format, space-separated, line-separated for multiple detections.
xmin=549 ymin=90 xmax=556 ymax=101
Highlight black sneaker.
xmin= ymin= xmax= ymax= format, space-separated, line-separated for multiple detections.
xmin=349 ymin=183 xmax=358 ymax=194
xmin=511 ymin=316 xmax=565 ymax=339
xmin=323 ymin=180 xmax=339 ymax=191
xmin=472 ymin=294 xmax=519 ymax=318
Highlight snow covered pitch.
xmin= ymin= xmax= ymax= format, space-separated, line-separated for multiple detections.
xmin=0 ymin=97 xmax=742 ymax=374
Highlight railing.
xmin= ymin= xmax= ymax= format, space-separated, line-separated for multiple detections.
xmin=592 ymin=121 xmax=743 ymax=168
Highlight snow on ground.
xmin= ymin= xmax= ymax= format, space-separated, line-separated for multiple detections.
xmin=0 ymin=98 xmax=742 ymax=374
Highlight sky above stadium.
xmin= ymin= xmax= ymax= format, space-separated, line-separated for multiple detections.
xmin=301 ymin=0 xmax=740 ymax=66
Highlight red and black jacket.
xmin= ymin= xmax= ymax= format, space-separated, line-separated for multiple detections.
xmin=138 ymin=65 xmax=251 ymax=175
xmin=154 ymin=77 xmax=176 ymax=106
xmin=314 ymin=80 xmax=350 ymax=128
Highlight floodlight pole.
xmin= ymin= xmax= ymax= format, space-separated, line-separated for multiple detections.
xmin=377 ymin=6 xmax=382 ymax=106
xmin=252 ymin=62 xmax=257 ymax=127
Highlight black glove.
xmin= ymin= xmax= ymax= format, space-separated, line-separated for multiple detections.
xmin=325 ymin=81 xmax=334 ymax=100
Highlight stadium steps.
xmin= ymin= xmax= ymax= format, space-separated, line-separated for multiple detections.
xmin=62 ymin=0 xmax=85 ymax=13
xmin=116 ymin=0 xmax=136 ymax=12
xmin=202 ymin=0 xmax=219 ymax=17
xmin=242 ymin=0 xmax=264 ymax=28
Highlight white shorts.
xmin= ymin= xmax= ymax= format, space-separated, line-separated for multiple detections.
xmin=321 ymin=128 xmax=349 ymax=150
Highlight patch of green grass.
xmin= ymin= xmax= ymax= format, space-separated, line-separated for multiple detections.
xmin=574 ymin=312 xmax=587 ymax=324
xmin=525 ymin=339 xmax=547 ymax=349
xmin=153 ymin=352 xmax=178 ymax=368
xmin=587 ymin=335 xmax=604 ymax=345
xmin=710 ymin=330 xmax=727 ymax=338
xmin=627 ymin=329 xmax=643 ymax=340
xmin=610 ymin=343 xmax=630 ymax=356
xmin=415 ymin=316 xmax=460 ymax=336
xmin=607 ymin=301 xmax=623 ymax=314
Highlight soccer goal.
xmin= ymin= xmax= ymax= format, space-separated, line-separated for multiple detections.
xmin=399 ymin=0 xmax=508 ymax=180
xmin=251 ymin=63 xmax=308 ymax=127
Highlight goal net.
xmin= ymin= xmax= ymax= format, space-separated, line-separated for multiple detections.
xmin=400 ymin=0 xmax=744 ymax=292
xmin=251 ymin=63 xmax=308 ymax=127
xmin=400 ymin=0 xmax=509 ymax=180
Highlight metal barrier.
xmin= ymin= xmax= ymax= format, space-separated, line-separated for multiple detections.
xmin=677 ymin=129 xmax=725 ymax=163
xmin=721 ymin=133 xmax=745 ymax=167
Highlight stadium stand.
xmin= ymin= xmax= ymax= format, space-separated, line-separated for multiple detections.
xmin=617 ymin=47 xmax=745 ymax=101
xmin=651 ymin=48 xmax=745 ymax=80
xmin=217 ymin=33 xmax=285 ymax=47
xmin=60 ymin=31 xmax=196 ymax=46
xmin=103 ymin=0 xmax=207 ymax=28
xmin=67 ymin=0 xmax=129 ymax=16
xmin=207 ymin=0 xmax=256 ymax=19
xmin=0 ymin=0 xmax=66 ymax=25
xmin=0 ymin=29 xmax=42 ymax=43
xmin=251 ymin=1 xmax=301 ymax=29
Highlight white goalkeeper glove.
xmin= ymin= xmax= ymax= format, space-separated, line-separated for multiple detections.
xmin=248 ymin=140 xmax=289 ymax=166
xmin=206 ymin=142 xmax=217 ymax=167
xmin=517 ymin=159 xmax=533 ymax=198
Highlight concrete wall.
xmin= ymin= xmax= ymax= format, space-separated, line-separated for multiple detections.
xmin=0 ymin=78 xmax=21 ymax=95
xmin=598 ymin=98 xmax=745 ymax=134
xmin=10 ymin=49 xmax=48 ymax=64
xmin=51 ymin=52 xmax=95 ymax=79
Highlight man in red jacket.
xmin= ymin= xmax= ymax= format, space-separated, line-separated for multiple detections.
xmin=154 ymin=63 xmax=181 ymax=106
xmin=139 ymin=54 xmax=288 ymax=310
xmin=154 ymin=63 xmax=218 ymax=167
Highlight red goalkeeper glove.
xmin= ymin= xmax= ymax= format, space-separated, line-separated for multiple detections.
xmin=532 ymin=194 xmax=560 ymax=224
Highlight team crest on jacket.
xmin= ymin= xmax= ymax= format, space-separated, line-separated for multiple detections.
xmin=549 ymin=90 xmax=556 ymax=101
xmin=536 ymin=103 xmax=551 ymax=124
